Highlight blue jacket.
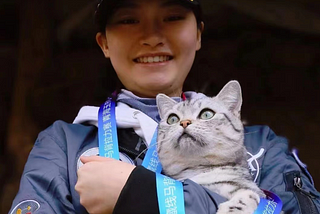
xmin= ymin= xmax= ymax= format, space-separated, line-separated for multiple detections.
xmin=9 ymin=94 xmax=320 ymax=214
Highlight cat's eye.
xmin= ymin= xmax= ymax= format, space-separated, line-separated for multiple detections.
xmin=167 ymin=114 xmax=180 ymax=125
xmin=199 ymin=109 xmax=215 ymax=120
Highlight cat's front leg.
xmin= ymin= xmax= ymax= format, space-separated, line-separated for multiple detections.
xmin=216 ymin=189 xmax=260 ymax=214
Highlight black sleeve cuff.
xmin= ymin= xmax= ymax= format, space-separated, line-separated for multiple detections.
xmin=113 ymin=166 xmax=159 ymax=214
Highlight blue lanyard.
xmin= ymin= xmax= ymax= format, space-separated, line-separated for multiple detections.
xmin=254 ymin=190 xmax=282 ymax=214
xmin=98 ymin=97 xmax=185 ymax=214
xmin=98 ymin=97 xmax=119 ymax=160
xmin=156 ymin=173 xmax=185 ymax=214
xmin=141 ymin=128 xmax=163 ymax=172
xmin=97 ymin=97 xmax=162 ymax=168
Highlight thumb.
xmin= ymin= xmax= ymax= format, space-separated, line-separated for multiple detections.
xmin=80 ymin=155 xmax=113 ymax=163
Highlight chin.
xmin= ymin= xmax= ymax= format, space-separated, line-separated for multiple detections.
xmin=142 ymin=81 xmax=174 ymax=93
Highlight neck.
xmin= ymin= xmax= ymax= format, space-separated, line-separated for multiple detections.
xmin=117 ymin=89 xmax=185 ymax=122
xmin=128 ymin=88 xmax=183 ymax=98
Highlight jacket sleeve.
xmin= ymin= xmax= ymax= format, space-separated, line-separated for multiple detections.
xmin=9 ymin=128 xmax=75 ymax=214
xmin=258 ymin=127 xmax=320 ymax=214
xmin=113 ymin=166 xmax=226 ymax=214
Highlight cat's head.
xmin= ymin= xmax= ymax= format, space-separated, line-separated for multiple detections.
xmin=156 ymin=81 xmax=246 ymax=173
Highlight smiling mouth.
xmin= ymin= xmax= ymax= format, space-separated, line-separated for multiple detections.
xmin=134 ymin=55 xmax=173 ymax=63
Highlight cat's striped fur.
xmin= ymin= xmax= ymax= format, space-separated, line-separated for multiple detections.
xmin=156 ymin=81 xmax=265 ymax=214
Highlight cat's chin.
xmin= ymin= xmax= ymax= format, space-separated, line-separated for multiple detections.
xmin=177 ymin=133 xmax=207 ymax=152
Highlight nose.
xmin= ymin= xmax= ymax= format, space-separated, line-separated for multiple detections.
xmin=180 ymin=120 xmax=192 ymax=128
xmin=140 ymin=21 xmax=164 ymax=47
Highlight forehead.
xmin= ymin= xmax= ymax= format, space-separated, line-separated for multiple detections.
xmin=174 ymin=98 xmax=205 ymax=114
xmin=173 ymin=97 xmax=225 ymax=115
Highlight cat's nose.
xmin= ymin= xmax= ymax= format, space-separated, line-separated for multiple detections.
xmin=180 ymin=120 xmax=192 ymax=128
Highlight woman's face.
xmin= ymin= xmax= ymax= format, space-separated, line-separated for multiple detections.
xmin=97 ymin=0 xmax=203 ymax=97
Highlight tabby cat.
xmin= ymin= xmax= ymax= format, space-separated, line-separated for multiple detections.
xmin=156 ymin=80 xmax=265 ymax=214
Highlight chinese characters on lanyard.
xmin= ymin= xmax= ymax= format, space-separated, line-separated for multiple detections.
xmin=253 ymin=190 xmax=282 ymax=214
xmin=98 ymin=97 xmax=119 ymax=159
xmin=98 ymin=97 xmax=282 ymax=214
xmin=98 ymin=97 xmax=185 ymax=214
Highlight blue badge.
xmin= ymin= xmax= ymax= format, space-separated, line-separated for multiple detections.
xmin=10 ymin=200 xmax=40 ymax=214
xmin=253 ymin=190 xmax=283 ymax=214
xmin=77 ymin=147 xmax=99 ymax=170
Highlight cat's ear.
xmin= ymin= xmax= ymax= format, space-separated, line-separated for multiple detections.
xmin=156 ymin=94 xmax=178 ymax=119
xmin=216 ymin=80 xmax=242 ymax=117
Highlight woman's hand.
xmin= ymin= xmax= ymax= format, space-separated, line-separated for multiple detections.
xmin=75 ymin=156 xmax=136 ymax=214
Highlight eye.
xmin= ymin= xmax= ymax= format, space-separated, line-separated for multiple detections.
xmin=119 ymin=19 xmax=139 ymax=24
xmin=167 ymin=114 xmax=180 ymax=125
xmin=164 ymin=15 xmax=184 ymax=22
xmin=199 ymin=109 xmax=215 ymax=120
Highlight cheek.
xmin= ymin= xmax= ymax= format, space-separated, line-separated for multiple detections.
xmin=191 ymin=121 xmax=220 ymax=141
xmin=108 ymin=41 xmax=125 ymax=61
xmin=159 ymin=125 xmax=181 ymax=141
xmin=168 ymin=26 xmax=198 ymax=76
xmin=173 ymin=25 xmax=199 ymax=52
xmin=106 ymin=32 xmax=133 ymax=62
xmin=107 ymin=38 xmax=134 ymax=79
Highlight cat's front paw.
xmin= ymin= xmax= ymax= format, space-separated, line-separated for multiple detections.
xmin=216 ymin=190 xmax=260 ymax=214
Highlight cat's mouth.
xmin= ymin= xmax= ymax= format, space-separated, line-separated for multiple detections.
xmin=177 ymin=133 xmax=207 ymax=148
xmin=178 ymin=133 xmax=197 ymax=144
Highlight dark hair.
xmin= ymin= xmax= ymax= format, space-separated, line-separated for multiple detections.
xmin=94 ymin=0 xmax=203 ymax=33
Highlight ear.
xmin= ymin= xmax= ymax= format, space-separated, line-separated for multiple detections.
xmin=216 ymin=80 xmax=242 ymax=116
xmin=96 ymin=32 xmax=110 ymax=58
xmin=196 ymin=22 xmax=204 ymax=51
xmin=156 ymin=94 xmax=178 ymax=119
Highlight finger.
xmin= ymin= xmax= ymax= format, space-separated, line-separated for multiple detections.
xmin=80 ymin=155 xmax=114 ymax=163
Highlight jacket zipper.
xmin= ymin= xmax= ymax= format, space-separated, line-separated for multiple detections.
xmin=293 ymin=175 xmax=319 ymax=214
xmin=294 ymin=177 xmax=317 ymax=199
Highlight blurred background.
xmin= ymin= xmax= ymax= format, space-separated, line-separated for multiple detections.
xmin=1 ymin=0 xmax=320 ymax=212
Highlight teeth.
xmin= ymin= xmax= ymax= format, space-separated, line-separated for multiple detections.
xmin=136 ymin=56 xmax=170 ymax=63
xmin=154 ymin=56 xmax=159 ymax=62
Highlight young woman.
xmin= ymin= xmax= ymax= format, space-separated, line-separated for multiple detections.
xmin=10 ymin=0 xmax=320 ymax=213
